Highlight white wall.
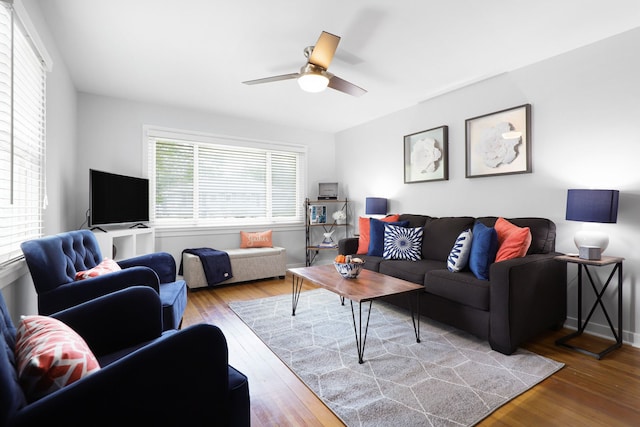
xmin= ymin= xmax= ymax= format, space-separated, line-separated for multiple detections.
xmin=336 ymin=27 xmax=640 ymax=345
xmin=75 ymin=93 xmax=336 ymax=267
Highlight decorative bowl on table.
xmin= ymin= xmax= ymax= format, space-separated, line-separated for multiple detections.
xmin=333 ymin=261 xmax=365 ymax=279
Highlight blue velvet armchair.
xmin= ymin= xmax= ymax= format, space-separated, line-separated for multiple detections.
xmin=0 ymin=286 xmax=250 ymax=426
xmin=20 ymin=230 xmax=187 ymax=331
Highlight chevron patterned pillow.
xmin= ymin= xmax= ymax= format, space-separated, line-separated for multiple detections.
xmin=447 ymin=229 xmax=473 ymax=272
xmin=15 ymin=315 xmax=100 ymax=402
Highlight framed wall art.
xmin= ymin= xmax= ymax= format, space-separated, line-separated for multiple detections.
xmin=465 ymin=104 xmax=531 ymax=178
xmin=404 ymin=125 xmax=448 ymax=183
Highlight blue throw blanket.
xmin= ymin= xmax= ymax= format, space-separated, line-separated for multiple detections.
xmin=179 ymin=248 xmax=233 ymax=286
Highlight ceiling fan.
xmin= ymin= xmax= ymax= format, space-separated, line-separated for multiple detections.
xmin=242 ymin=31 xmax=367 ymax=97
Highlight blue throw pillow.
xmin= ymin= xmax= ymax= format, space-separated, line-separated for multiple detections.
xmin=383 ymin=224 xmax=423 ymax=260
xmin=368 ymin=218 xmax=410 ymax=257
xmin=468 ymin=222 xmax=498 ymax=280
xmin=447 ymin=228 xmax=473 ymax=272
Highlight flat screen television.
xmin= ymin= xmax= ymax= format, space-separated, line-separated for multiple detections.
xmin=89 ymin=169 xmax=150 ymax=227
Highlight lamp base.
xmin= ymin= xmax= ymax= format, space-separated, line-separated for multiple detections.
xmin=574 ymin=229 xmax=608 ymax=259
xmin=578 ymin=246 xmax=601 ymax=260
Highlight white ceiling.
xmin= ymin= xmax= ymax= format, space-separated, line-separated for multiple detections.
xmin=37 ymin=0 xmax=640 ymax=133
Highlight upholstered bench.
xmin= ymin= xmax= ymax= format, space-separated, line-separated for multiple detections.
xmin=182 ymin=246 xmax=287 ymax=289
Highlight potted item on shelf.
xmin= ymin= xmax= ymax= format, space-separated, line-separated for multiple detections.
xmin=332 ymin=210 xmax=346 ymax=224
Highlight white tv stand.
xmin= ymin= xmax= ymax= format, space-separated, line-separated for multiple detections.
xmin=92 ymin=227 xmax=155 ymax=260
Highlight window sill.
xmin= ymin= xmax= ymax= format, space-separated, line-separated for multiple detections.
xmin=0 ymin=258 xmax=29 ymax=290
xmin=154 ymin=222 xmax=304 ymax=238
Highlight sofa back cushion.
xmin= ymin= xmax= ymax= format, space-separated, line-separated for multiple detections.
xmin=422 ymin=217 xmax=475 ymax=261
xmin=398 ymin=214 xmax=432 ymax=228
xmin=476 ymin=217 xmax=556 ymax=254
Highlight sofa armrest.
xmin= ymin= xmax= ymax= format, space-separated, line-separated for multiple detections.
xmin=37 ymin=266 xmax=160 ymax=315
xmin=338 ymin=237 xmax=359 ymax=255
xmin=11 ymin=324 xmax=232 ymax=426
xmin=118 ymin=252 xmax=177 ymax=283
xmin=488 ymin=253 xmax=567 ymax=354
xmin=52 ymin=286 xmax=163 ymax=356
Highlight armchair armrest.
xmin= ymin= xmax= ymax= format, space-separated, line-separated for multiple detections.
xmin=37 ymin=266 xmax=160 ymax=315
xmin=52 ymin=286 xmax=163 ymax=356
xmin=488 ymin=253 xmax=567 ymax=354
xmin=118 ymin=252 xmax=177 ymax=283
xmin=338 ymin=237 xmax=359 ymax=255
xmin=11 ymin=324 xmax=232 ymax=426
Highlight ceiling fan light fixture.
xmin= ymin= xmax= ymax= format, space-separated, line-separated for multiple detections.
xmin=243 ymin=31 xmax=365 ymax=96
xmin=297 ymin=64 xmax=329 ymax=93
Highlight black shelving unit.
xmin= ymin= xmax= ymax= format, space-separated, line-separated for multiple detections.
xmin=305 ymin=198 xmax=349 ymax=266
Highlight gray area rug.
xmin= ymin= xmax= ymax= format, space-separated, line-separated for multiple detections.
xmin=229 ymin=289 xmax=564 ymax=426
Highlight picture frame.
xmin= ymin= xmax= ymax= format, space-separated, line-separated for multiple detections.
xmin=309 ymin=204 xmax=327 ymax=224
xmin=465 ymin=104 xmax=531 ymax=178
xmin=403 ymin=125 xmax=448 ymax=183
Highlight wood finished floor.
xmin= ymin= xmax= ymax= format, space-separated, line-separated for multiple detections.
xmin=182 ymin=276 xmax=640 ymax=426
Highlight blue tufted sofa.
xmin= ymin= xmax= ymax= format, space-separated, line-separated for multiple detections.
xmin=0 ymin=286 xmax=250 ymax=426
xmin=21 ymin=230 xmax=187 ymax=331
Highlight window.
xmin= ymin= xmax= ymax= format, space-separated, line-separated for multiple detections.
xmin=146 ymin=127 xmax=306 ymax=227
xmin=0 ymin=1 xmax=47 ymax=266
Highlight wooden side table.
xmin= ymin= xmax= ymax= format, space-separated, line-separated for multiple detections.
xmin=554 ymin=255 xmax=624 ymax=359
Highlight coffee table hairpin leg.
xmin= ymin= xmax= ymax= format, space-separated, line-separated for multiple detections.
xmin=350 ymin=292 xmax=421 ymax=365
xmin=291 ymin=274 xmax=304 ymax=316
xmin=409 ymin=292 xmax=421 ymax=344
xmin=351 ymin=300 xmax=373 ymax=364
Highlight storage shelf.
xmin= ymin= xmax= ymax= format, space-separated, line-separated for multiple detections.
xmin=92 ymin=227 xmax=155 ymax=260
xmin=305 ymin=198 xmax=349 ymax=266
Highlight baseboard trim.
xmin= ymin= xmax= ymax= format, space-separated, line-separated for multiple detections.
xmin=563 ymin=316 xmax=638 ymax=348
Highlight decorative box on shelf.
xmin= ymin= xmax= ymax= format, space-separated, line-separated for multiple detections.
xmin=318 ymin=182 xmax=338 ymax=200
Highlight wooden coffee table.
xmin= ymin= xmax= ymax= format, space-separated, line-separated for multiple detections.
xmin=288 ymin=264 xmax=423 ymax=364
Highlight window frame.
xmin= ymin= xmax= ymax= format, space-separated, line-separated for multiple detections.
xmin=0 ymin=0 xmax=49 ymax=270
xmin=143 ymin=125 xmax=307 ymax=230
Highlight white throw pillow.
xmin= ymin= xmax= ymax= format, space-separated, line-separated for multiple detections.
xmin=447 ymin=229 xmax=473 ymax=272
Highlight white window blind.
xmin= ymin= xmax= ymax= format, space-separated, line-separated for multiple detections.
xmin=0 ymin=1 xmax=46 ymax=265
xmin=147 ymin=129 xmax=305 ymax=226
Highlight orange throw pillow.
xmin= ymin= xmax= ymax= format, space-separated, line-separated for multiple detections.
xmin=494 ymin=217 xmax=532 ymax=262
xmin=356 ymin=214 xmax=400 ymax=254
xmin=240 ymin=230 xmax=273 ymax=248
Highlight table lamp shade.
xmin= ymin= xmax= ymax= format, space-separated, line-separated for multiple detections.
xmin=566 ymin=189 xmax=619 ymax=223
xmin=365 ymin=197 xmax=387 ymax=215
xmin=565 ymin=189 xmax=619 ymax=257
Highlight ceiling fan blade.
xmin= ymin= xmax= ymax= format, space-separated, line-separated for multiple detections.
xmin=328 ymin=75 xmax=367 ymax=97
xmin=242 ymin=73 xmax=299 ymax=85
xmin=308 ymin=31 xmax=340 ymax=70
